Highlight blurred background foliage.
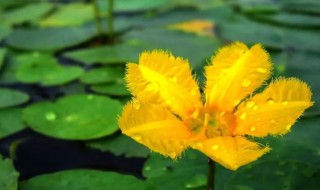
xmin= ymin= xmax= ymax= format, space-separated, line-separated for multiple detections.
xmin=0 ymin=0 xmax=319 ymax=189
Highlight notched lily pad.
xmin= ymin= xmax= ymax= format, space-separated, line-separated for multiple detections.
xmin=0 ymin=154 xmax=19 ymax=190
xmin=23 ymin=94 xmax=122 ymax=140
xmin=20 ymin=169 xmax=154 ymax=190
xmin=16 ymin=53 xmax=83 ymax=86
xmin=0 ymin=88 xmax=29 ymax=108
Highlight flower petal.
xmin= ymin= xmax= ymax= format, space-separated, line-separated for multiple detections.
xmin=205 ymin=42 xmax=272 ymax=112
xmin=192 ymin=136 xmax=270 ymax=170
xmin=119 ymin=99 xmax=193 ymax=158
xmin=125 ymin=50 xmax=202 ymax=119
xmin=234 ymin=78 xmax=313 ymax=137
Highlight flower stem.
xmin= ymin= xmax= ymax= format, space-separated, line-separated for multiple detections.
xmin=107 ymin=0 xmax=114 ymax=42
xmin=93 ymin=0 xmax=103 ymax=38
xmin=207 ymin=158 xmax=215 ymax=190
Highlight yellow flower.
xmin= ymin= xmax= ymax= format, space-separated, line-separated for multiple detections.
xmin=119 ymin=42 xmax=313 ymax=170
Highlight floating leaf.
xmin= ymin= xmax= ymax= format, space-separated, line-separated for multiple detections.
xmin=0 ymin=154 xmax=19 ymax=190
xmin=0 ymin=48 xmax=6 ymax=70
xmin=0 ymin=22 xmax=11 ymax=41
xmin=20 ymin=170 xmax=155 ymax=190
xmin=0 ymin=88 xmax=29 ymax=108
xmin=80 ymin=66 xmax=124 ymax=84
xmin=97 ymin=0 xmax=169 ymax=13
xmin=90 ymin=82 xmax=130 ymax=96
xmin=225 ymin=160 xmax=320 ymax=190
xmin=0 ymin=54 xmax=20 ymax=84
xmin=16 ymin=53 xmax=83 ymax=86
xmin=0 ymin=108 xmax=26 ymax=139
xmin=254 ymin=13 xmax=320 ymax=27
xmin=143 ymin=150 xmax=208 ymax=190
xmin=2 ymin=2 xmax=53 ymax=25
xmin=23 ymin=94 xmax=122 ymax=140
xmin=39 ymin=3 xmax=94 ymax=27
xmin=87 ymin=133 xmax=150 ymax=158
xmin=63 ymin=44 xmax=144 ymax=65
xmin=6 ymin=27 xmax=96 ymax=51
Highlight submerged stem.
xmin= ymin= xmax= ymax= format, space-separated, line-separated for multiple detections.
xmin=93 ymin=0 xmax=103 ymax=37
xmin=207 ymin=158 xmax=215 ymax=190
xmin=107 ymin=0 xmax=114 ymax=41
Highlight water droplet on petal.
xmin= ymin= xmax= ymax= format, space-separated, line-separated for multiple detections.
xmin=133 ymin=100 xmax=141 ymax=110
xmin=285 ymin=124 xmax=291 ymax=130
xmin=196 ymin=142 xmax=203 ymax=148
xmin=212 ymin=144 xmax=219 ymax=150
xmin=133 ymin=135 xmax=142 ymax=141
xmin=282 ymin=101 xmax=288 ymax=105
xmin=45 ymin=112 xmax=56 ymax=121
xmin=242 ymin=79 xmax=251 ymax=87
xmin=169 ymin=152 xmax=177 ymax=158
xmin=169 ymin=77 xmax=178 ymax=83
xmin=250 ymin=127 xmax=256 ymax=132
xmin=240 ymin=112 xmax=247 ymax=120
xmin=146 ymin=82 xmax=160 ymax=93
xmin=267 ymin=98 xmax=274 ymax=104
xmin=256 ymin=67 xmax=267 ymax=73
xmin=245 ymin=101 xmax=255 ymax=108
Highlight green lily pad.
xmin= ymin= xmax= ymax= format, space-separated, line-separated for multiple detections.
xmin=6 ymin=26 xmax=96 ymax=51
xmin=225 ymin=160 xmax=320 ymax=190
xmin=0 ymin=154 xmax=19 ymax=190
xmin=90 ymin=82 xmax=130 ymax=96
xmin=87 ymin=134 xmax=150 ymax=158
xmin=0 ymin=22 xmax=11 ymax=41
xmin=16 ymin=53 xmax=84 ymax=86
xmin=63 ymin=43 xmax=144 ymax=65
xmin=143 ymin=150 xmax=207 ymax=190
xmin=281 ymin=0 xmax=320 ymax=14
xmin=0 ymin=108 xmax=26 ymax=139
xmin=0 ymin=54 xmax=20 ymax=84
xmin=0 ymin=88 xmax=29 ymax=108
xmin=2 ymin=2 xmax=53 ymax=25
xmin=97 ymin=0 xmax=169 ymax=13
xmin=80 ymin=66 xmax=124 ymax=84
xmin=20 ymin=170 xmax=154 ymax=190
xmin=254 ymin=13 xmax=320 ymax=27
xmin=23 ymin=94 xmax=122 ymax=140
xmin=39 ymin=3 xmax=94 ymax=27
xmin=0 ymin=48 xmax=6 ymax=70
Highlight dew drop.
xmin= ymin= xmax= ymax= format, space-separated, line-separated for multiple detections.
xmin=196 ymin=142 xmax=203 ymax=148
xmin=169 ymin=152 xmax=177 ymax=158
xmin=133 ymin=135 xmax=142 ymax=141
xmin=245 ymin=101 xmax=255 ymax=109
xmin=45 ymin=112 xmax=56 ymax=121
xmin=282 ymin=101 xmax=288 ymax=105
xmin=256 ymin=67 xmax=267 ymax=73
xmin=133 ymin=100 xmax=141 ymax=110
xmin=212 ymin=144 xmax=219 ymax=150
xmin=144 ymin=166 xmax=151 ymax=171
xmin=267 ymin=98 xmax=274 ymax=104
xmin=169 ymin=77 xmax=178 ymax=83
xmin=250 ymin=127 xmax=256 ymax=132
xmin=285 ymin=124 xmax=291 ymax=130
xmin=242 ymin=79 xmax=251 ymax=87
xmin=87 ymin=95 xmax=94 ymax=100
xmin=146 ymin=81 xmax=160 ymax=93
xmin=184 ymin=174 xmax=207 ymax=189
xmin=240 ymin=112 xmax=247 ymax=120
